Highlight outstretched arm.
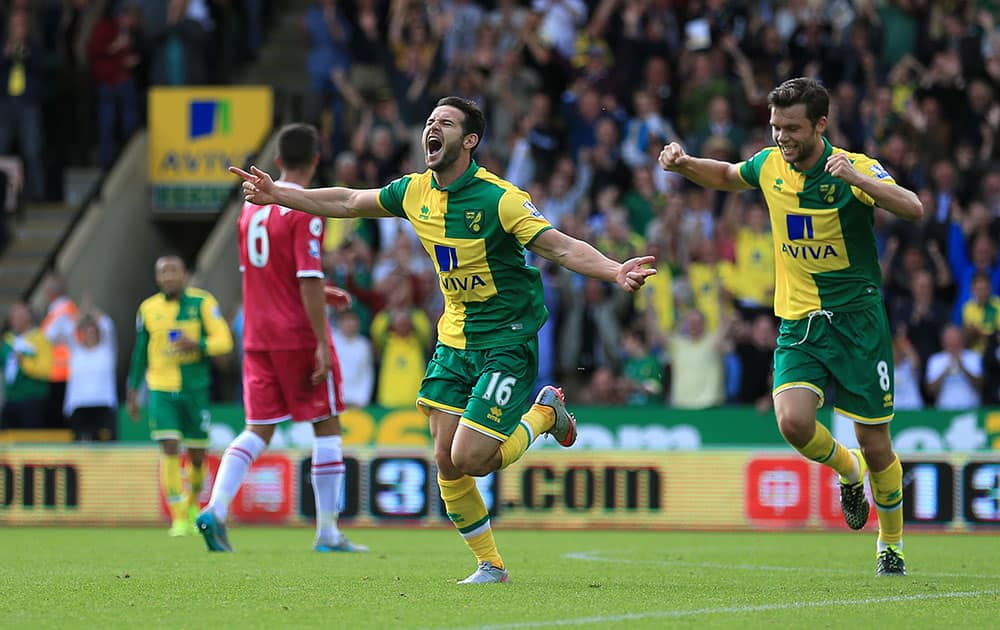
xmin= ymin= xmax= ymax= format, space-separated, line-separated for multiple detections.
xmin=527 ymin=228 xmax=656 ymax=293
xmin=658 ymin=142 xmax=752 ymax=192
xmin=229 ymin=165 xmax=394 ymax=219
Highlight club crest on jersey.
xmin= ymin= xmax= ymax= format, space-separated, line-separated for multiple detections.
xmin=819 ymin=184 xmax=836 ymax=204
xmin=465 ymin=210 xmax=483 ymax=233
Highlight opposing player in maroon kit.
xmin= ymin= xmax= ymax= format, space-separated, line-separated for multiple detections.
xmin=196 ymin=124 xmax=367 ymax=553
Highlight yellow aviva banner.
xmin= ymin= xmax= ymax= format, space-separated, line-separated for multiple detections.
xmin=148 ymin=86 xmax=272 ymax=211
xmin=0 ymin=447 xmax=160 ymax=525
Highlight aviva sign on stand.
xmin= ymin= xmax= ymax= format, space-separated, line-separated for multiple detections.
xmin=148 ymin=86 xmax=272 ymax=213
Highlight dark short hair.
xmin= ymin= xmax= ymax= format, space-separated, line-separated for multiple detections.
xmin=277 ymin=123 xmax=320 ymax=170
xmin=436 ymin=96 xmax=486 ymax=151
xmin=973 ymin=271 xmax=992 ymax=285
xmin=767 ymin=78 xmax=830 ymax=126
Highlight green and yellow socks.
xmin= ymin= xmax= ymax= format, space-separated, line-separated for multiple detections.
xmin=186 ymin=460 xmax=206 ymax=519
xmin=795 ymin=421 xmax=860 ymax=482
xmin=870 ymin=455 xmax=904 ymax=550
xmin=793 ymin=422 xmax=904 ymax=550
xmin=161 ymin=454 xmax=187 ymax=526
xmin=161 ymin=455 xmax=207 ymax=528
xmin=439 ymin=475 xmax=503 ymax=570
xmin=440 ymin=403 xmax=556 ymax=570
xmin=498 ymin=404 xmax=555 ymax=469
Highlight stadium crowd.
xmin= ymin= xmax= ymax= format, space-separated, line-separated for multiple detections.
xmin=0 ymin=0 xmax=269 ymax=246
xmin=303 ymin=0 xmax=1000 ymax=413
xmin=4 ymin=0 xmax=1000 ymax=438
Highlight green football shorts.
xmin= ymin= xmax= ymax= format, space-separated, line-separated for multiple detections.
xmin=772 ymin=302 xmax=894 ymax=424
xmin=417 ymin=339 xmax=539 ymax=441
xmin=148 ymin=389 xmax=211 ymax=446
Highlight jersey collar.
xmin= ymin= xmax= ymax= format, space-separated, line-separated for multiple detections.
xmin=430 ymin=160 xmax=479 ymax=192
xmin=790 ymin=136 xmax=832 ymax=177
xmin=159 ymin=289 xmax=187 ymax=302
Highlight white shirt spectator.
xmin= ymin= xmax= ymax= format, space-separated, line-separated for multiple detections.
xmin=531 ymin=0 xmax=587 ymax=60
xmin=925 ymin=349 xmax=982 ymax=410
xmin=50 ymin=313 xmax=118 ymax=416
xmin=332 ymin=319 xmax=374 ymax=408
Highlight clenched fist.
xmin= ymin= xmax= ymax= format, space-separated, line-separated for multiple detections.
xmin=658 ymin=142 xmax=689 ymax=172
xmin=824 ymin=152 xmax=862 ymax=186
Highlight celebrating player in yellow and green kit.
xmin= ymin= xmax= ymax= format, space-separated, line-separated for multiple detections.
xmin=660 ymin=78 xmax=923 ymax=576
xmin=230 ymin=96 xmax=656 ymax=583
xmin=127 ymin=256 xmax=233 ymax=537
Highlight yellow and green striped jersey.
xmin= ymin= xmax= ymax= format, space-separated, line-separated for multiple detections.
xmin=738 ymin=138 xmax=894 ymax=320
xmin=688 ymin=261 xmax=724 ymax=331
xmin=127 ymin=288 xmax=233 ymax=393
xmin=719 ymin=228 xmax=775 ymax=307
xmin=377 ymin=161 xmax=553 ymax=349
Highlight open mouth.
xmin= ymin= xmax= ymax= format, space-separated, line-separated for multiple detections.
xmin=427 ymin=137 xmax=443 ymax=158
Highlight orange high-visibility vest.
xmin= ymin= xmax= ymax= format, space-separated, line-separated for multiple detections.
xmin=40 ymin=298 xmax=78 ymax=382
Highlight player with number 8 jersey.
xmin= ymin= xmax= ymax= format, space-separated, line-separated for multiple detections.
xmin=197 ymin=124 xmax=367 ymax=554
xmin=659 ymin=78 xmax=924 ymax=576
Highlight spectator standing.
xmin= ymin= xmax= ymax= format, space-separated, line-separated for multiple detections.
xmin=0 ymin=302 xmax=52 ymax=430
xmin=304 ymin=0 xmax=353 ymax=153
xmin=925 ymin=324 xmax=983 ymax=410
xmin=620 ymin=327 xmax=662 ymax=406
xmin=947 ymin=226 xmax=1000 ymax=324
xmin=39 ymin=273 xmax=77 ymax=430
xmin=960 ymin=273 xmax=1000 ymax=352
xmin=87 ymin=3 xmax=140 ymax=168
xmin=720 ymin=201 xmax=775 ymax=320
xmin=0 ymin=9 xmax=44 ymax=200
xmin=331 ymin=309 xmax=373 ymax=407
xmin=371 ymin=274 xmax=431 ymax=408
xmin=48 ymin=301 xmax=117 ymax=441
xmin=892 ymin=269 xmax=948 ymax=374
xmin=668 ymin=309 xmax=728 ymax=409
xmin=149 ymin=0 xmax=208 ymax=85
xmin=530 ymin=0 xmax=587 ymax=62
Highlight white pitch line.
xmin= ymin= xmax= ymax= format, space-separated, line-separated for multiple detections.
xmin=564 ymin=550 xmax=1000 ymax=580
xmin=454 ymin=590 xmax=1000 ymax=630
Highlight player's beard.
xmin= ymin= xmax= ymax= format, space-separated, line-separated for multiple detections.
xmin=779 ymin=135 xmax=819 ymax=166
xmin=426 ymin=139 xmax=461 ymax=173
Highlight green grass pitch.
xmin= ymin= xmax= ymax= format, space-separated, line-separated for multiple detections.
xmin=1 ymin=527 xmax=998 ymax=628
